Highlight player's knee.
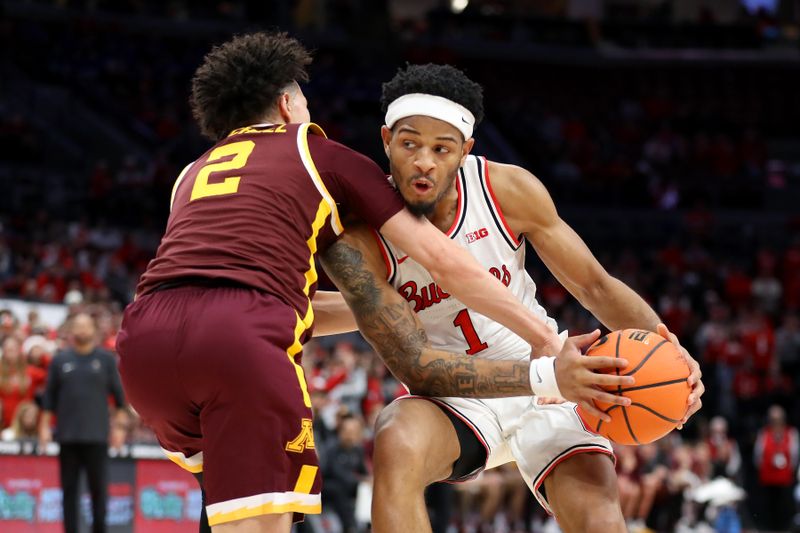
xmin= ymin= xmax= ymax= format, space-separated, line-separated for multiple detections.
xmin=548 ymin=453 xmax=625 ymax=527
xmin=373 ymin=406 xmax=425 ymax=471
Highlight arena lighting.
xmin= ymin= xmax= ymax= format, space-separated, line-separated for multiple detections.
xmin=451 ymin=0 xmax=468 ymax=14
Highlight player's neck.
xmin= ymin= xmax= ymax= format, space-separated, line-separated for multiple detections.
xmin=427 ymin=179 xmax=459 ymax=234
xmin=258 ymin=110 xmax=286 ymax=126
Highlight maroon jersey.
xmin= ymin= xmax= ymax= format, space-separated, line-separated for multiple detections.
xmin=137 ymin=123 xmax=403 ymax=320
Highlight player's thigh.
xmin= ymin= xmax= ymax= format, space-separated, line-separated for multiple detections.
xmin=374 ymin=398 xmax=461 ymax=483
xmin=212 ymin=512 xmax=292 ymax=533
xmin=183 ymin=288 xmax=320 ymax=527
xmin=117 ymin=289 xmax=203 ymax=456
xmin=506 ymin=402 xmax=614 ymax=513
xmin=543 ymin=452 xmax=623 ymax=531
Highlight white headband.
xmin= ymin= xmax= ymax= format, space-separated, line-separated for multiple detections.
xmin=385 ymin=93 xmax=475 ymax=139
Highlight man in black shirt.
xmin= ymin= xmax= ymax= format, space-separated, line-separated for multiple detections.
xmin=38 ymin=313 xmax=126 ymax=533
xmin=321 ymin=414 xmax=369 ymax=533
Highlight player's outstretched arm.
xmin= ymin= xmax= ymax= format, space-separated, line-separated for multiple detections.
xmin=319 ymin=227 xmax=633 ymax=415
xmin=320 ymin=226 xmax=530 ymax=398
xmin=489 ymin=161 xmax=704 ymax=423
xmin=380 ymin=209 xmax=561 ymax=356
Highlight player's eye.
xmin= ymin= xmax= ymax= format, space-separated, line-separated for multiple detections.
xmin=403 ymin=141 xmax=416 ymax=149
xmin=435 ymin=146 xmax=450 ymax=154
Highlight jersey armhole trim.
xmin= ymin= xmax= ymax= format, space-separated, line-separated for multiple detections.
xmin=298 ymin=123 xmax=343 ymax=235
xmin=372 ymin=230 xmax=397 ymax=284
xmin=445 ymin=168 xmax=468 ymax=238
xmin=169 ymin=161 xmax=195 ymax=212
xmin=479 ymin=157 xmax=523 ymax=250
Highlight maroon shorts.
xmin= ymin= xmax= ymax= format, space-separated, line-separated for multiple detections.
xmin=116 ymin=285 xmax=321 ymax=526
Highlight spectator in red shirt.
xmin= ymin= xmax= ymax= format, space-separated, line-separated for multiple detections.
xmin=754 ymin=405 xmax=799 ymax=531
xmin=0 ymin=336 xmax=46 ymax=428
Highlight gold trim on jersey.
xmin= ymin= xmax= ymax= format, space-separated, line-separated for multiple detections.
xmin=297 ymin=123 xmax=343 ymax=236
xmin=161 ymin=448 xmax=204 ymax=473
xmin=206 ymin=491 xmax=321 ymax=526
xmin=284 ymin=193 xmax=333 ymax=408
xmin=287 ymin=307 xmax=313 ymax=408
xmin=169 ymin=162 xmax=195 ymax=212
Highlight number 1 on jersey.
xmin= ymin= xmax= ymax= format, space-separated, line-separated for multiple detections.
xmin=453 ymin=309 xmax=488 ymax=355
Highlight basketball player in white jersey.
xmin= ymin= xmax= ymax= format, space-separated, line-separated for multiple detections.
xmin=319 ymin=64 xmax=704 ymax=533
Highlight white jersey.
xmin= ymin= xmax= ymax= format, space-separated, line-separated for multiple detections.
xmin=376 ymin=155 xmax=558 ymax=362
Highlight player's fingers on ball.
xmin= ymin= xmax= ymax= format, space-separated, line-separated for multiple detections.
xmin=593 ymin=373 xmax=634 ymax=388
xmin=594 ymin=389 xmax=631 ymax=406
xmin=584 ymin=356 xmax=629 ymax=370
xmin=696 ymin=379 xmax=706 ymax=397
xmin=690 ymin=358 xmax=703 ymax=379
xmin=690 ymin=398 xmax=702 ymax=415
xmin=571 ymin=329 xmax=601 ymax=349
xmin=659 ymin=323 xmax=681 ymax=347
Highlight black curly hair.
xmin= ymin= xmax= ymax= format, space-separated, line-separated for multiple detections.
xmin=380 ymin=63 xmax=485 ymax=130
xmin=191 ymin=32 xmax=311 ymax=141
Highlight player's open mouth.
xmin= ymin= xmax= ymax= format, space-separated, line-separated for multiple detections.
xmin=412 ymin=179 xmax=434 ymax=193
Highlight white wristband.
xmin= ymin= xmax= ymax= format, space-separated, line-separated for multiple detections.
xmin=529 ymin=356 xmax=563 ymax=399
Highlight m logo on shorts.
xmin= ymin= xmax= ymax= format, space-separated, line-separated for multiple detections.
xmin=286 ymin=418 xmax=316 ymax=453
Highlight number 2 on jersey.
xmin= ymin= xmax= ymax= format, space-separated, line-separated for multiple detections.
xmin=453 ymin=309 xmax=488 ymax=355
xmin=190 ymin=140 xmax=255 ymax=201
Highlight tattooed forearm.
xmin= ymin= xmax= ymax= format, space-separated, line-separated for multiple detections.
xmin=320 ymin=239 xmax=532 ymax=398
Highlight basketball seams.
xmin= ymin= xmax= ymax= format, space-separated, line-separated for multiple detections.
xmin=622 ymin=338 xmax=668 ymax=376
xmin=584 ymin=329 xmax=689 ymax=445
xmin=628 ymin=403 xmax=682 ymax=424
xmin=621 ymin=406 xmax=640 ymax=445
xmin=617 ymin=377 xmax=689 ymax=394
xmin=596 ymin=404 xmax=622 ymax=432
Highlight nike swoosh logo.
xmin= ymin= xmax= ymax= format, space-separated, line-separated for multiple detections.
xmin=535 ymin=366 xmax=543 ymax=383
xmin=397 ymin=255 xmax=409 ymax=264
xmin=461 ymin=117 xmax=471 ymax=124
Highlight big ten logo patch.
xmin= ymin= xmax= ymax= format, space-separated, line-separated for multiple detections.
xmin=465 ymin=228 xmax=489 ymax=244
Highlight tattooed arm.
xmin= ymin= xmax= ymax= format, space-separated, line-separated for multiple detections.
xmin=319 ymin=225 xmax=533 ymax=398
xmin=311 ymin=291 xmax=358 ymax=336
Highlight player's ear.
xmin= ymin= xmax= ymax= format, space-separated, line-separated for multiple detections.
xmin=380 ymin=125 xmax=393 ymax=159
xmin=460 ymin=137 xmax=475 ymax=167
xmin=277 ymin=92 xmax=293 ymax=123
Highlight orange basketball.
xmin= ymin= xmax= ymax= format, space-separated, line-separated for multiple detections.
xmin=576 ymin=329 xmax=691 ymax=445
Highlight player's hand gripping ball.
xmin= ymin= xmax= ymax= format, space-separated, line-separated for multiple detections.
xmin=576 ymin=329 xmax=691 ymax=445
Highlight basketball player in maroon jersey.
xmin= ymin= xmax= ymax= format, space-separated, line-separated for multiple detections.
xmin=116 ymin=33 xmax=565 ymax=533
xmin=318 ymin=64 xmax=705 ymax=532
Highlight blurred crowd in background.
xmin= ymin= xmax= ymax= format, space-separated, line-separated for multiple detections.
xmin=3 ymin=0 xmax=800 ymax=531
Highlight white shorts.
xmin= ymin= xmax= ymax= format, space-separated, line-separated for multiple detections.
xmin=399 ymin=395 xmax=614 ymax=514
